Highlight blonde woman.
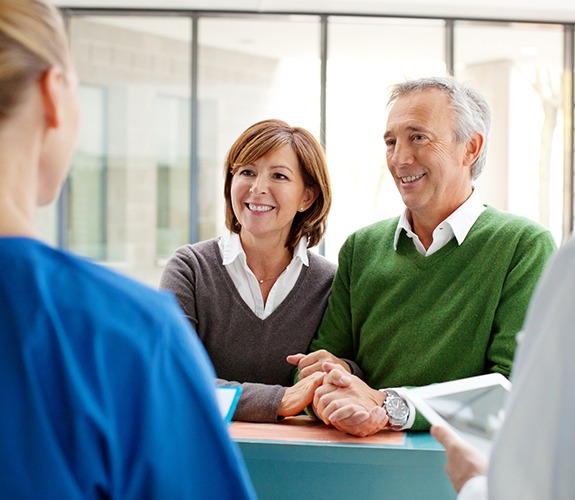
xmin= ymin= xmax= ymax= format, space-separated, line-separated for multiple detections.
xmin=0 ymin=0 xmax=254 ymax=497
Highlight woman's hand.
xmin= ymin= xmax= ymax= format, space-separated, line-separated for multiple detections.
xmin=277 ymin=371 xmax=325 ymax=417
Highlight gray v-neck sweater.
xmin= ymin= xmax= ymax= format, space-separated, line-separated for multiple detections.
xmin=160 ymin=238 xmax=336 ymax=422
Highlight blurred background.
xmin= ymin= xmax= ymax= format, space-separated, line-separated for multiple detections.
xmin=48 ymin=0 xmax=575 ymax=286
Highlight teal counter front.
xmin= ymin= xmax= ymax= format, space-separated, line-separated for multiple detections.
xmin=230 ymin=416 xmax=456 ymax=500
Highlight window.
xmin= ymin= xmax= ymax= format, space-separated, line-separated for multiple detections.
xmin=57 ymin=10 xmax=573 ymax=286
xmin=455 ymin=21 xmax=564 ymax=242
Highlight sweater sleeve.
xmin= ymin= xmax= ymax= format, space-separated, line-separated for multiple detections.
xmin=308 ymin=234 xmax=356 ymax=360
xmin=486 ymin=227 xmax=556 ymax=377
xmin=217 ymin=379 xmax=286 ymax=423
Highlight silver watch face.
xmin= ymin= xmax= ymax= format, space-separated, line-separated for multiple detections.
xmin=385 ymin=393 xmax=409 ymax=424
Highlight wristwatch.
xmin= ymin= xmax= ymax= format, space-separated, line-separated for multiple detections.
xmin=382 ymin=389 xmax=410 ymax=429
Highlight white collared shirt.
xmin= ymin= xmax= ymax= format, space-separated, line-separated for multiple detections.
xmin=218 ymin=232 xmax=309 ymax=319
xmin=393 ymin=189 xmax=486 ymax=256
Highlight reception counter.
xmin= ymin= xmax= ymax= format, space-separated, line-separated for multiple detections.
xmin=230 ymin=416 xmax=456 ymax=500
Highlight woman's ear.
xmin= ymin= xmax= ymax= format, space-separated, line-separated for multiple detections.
xmin=301 ymin=184 xmax=320 ymax=211
xmin=39 ymin=66 xmax=65 ymax=129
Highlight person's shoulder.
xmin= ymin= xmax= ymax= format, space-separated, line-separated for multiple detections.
xmin=307 ymin=251 xmax=337 ymax=281
xmin=43 ymin=244 xmax=182 ymax=325
xmin=169 ymin=237 xmax=220 ymax=259
xmin=476 ymin=206 xmax=557 ymax=256
xmin=481 ymin=206 xmax=550 ymax=234
xmin=344 ymin=217 xmax=400 ymax=246
xmin=307 ymin=251 xmax=337 ymax=271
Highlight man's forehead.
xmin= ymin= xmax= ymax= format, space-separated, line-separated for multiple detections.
xmin=385 ymin=91 xmax=451 ymax=132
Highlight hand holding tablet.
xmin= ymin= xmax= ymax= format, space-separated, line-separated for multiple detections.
xmin=405 ymin=373 xmax=511 ymax=456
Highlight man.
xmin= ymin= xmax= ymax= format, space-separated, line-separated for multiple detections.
xmin=289 ymin=76 xmax=556 ymax=437
xmin=432 ymin=233 xmax=575 ymax=499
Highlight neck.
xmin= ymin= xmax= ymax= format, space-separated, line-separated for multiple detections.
xmin=409 ymin=188 xmax=473 ymax=249
xmin=0 ymin=180 xmax=38 ymax=238
xmin=0 ymin=111 xmax=44 ymax=238
xmin=240 ymin=232 xmax=293 ymax=283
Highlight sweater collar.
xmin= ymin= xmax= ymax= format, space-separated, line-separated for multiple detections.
xmin=393 ymin=189 xmax=486 ymax=250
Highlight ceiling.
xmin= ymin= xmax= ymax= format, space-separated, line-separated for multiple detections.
xmin=53 ymin=0 xmax=575 ymax=24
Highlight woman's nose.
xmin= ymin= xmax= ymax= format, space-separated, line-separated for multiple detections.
xmin=249 ymin=176 xmax=268 ymax=194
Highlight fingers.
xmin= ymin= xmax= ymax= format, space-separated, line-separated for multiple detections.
xmin=278 ymin=372 xmax=326 ymax=417
xmin=327 ymin=405 xmax=371 ymax=424
xmin=293 ymin=350 xmax=333 ymax=379
xmin=286 ymin=353 xmax=305 ymax=366
xmin=430 ymin=425 xmax=463 ymax=449
xmin=323 ymin=364 xmax=351 ymax=387
xmin=430 ymin=425 xmax=489 ymax=493
xmin=305 ymin=370 xmax=326 ymax=391
xmin=329 ymin=406 xmax=389 ymax=438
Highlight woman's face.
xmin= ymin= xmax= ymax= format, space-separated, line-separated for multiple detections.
xmin=230 ymin=144 xmax=316 ymax=246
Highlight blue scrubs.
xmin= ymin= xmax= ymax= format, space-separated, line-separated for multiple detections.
xmin=0 ymin=238 xmax=255 ymax=499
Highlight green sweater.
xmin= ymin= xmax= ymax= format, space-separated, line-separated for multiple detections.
xmin=311 ymin=206 xmax=556 ymax=430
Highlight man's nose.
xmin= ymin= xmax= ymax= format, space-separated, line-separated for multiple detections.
xmin=390 ymin=141 xmax=414 ymax=166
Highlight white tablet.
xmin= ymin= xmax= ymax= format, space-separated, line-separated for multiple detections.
xmin=216 ymin=386 xmax=242 ymax=423
xmin=405 ymin=373 xmax=511 ymax=456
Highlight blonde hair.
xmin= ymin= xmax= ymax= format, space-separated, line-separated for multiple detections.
xmin=0 ymin=0 xmax=70 ymax=123
xmin=223 ymin=119 xmax=332 ymax=251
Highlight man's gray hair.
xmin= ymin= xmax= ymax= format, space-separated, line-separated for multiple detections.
xmin=388 ymin=76 xmax=491 ymax=180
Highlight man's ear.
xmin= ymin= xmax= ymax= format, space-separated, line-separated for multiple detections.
xmin=463 ymin=132 xmax=484 ymax=167
xmin=39 ymin=66 xmax=64 ymax=129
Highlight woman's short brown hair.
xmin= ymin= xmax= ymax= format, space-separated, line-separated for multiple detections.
xmin=224 ymin=119 xmax=331 ymax=251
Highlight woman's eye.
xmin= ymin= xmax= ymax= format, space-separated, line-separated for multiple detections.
xmin=238 ymin=169 xmax=254 ymax=177
xmin=273 ymin=173 xmax=288 ymax=180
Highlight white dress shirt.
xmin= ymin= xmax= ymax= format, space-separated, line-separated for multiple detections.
xmin=218 ymin=232 xmax=308 ymax=320
xmin=394 ymin=189 xmax=486 ymax=256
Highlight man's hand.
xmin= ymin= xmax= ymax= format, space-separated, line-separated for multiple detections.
xmin=430 ymin=425 xmax=489 ymax=493
xmin=277 ymin=371 xmax=325 ymax=417
xmin=286 ymin=350 xmax=350 ymax=380
xmin=312 ymin=362 xmax=388 ymax=437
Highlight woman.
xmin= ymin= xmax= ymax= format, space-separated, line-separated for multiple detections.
xmin=0 ymin=0 xmax=254 ymax=497
xmin=160 ymin=119 xmax=336 ymax=422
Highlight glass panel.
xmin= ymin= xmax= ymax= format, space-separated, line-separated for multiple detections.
xmin=455 ymin=22 xmax=564 ymax=244
xmin=325 ymin=17 xmax=446 ymax=260
xmin=68 ymin=15 xmax=192 ymax=286
xmin=197 ymin=15 xmax=321 ymax=242
xmin=37 ymin=203 xmax=58 ymax=246
xmin=69 ymin=84 xmax=107 ymax=260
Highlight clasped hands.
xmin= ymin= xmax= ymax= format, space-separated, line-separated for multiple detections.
xmin=282 ymin=350 xmax=389 ymax=437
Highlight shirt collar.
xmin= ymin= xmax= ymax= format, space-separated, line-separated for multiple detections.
xmin=393 ymin=189 xmax=485 ymax=250
xmin=219 ymin=232 xmax=309 ymax=266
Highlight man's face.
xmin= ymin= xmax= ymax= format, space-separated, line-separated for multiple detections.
xmin=384 ymin=88 xmax=474 ymax=223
